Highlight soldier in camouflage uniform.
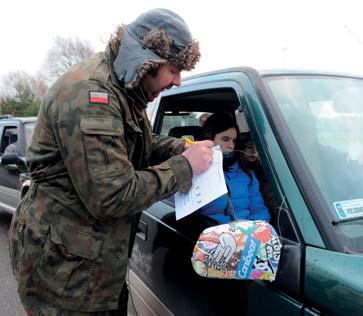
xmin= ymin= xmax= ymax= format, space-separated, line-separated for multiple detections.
xmin=9 ymin=9 xmax=213 ymax=315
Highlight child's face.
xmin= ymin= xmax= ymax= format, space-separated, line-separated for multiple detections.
xmin=213 ymin=128 xmax=237 ymax=153
xmin=243 ymin=142 xmax=259 ymax=163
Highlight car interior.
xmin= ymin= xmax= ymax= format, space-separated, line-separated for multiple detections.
xmin=153 ymin=87 xmax=279 ymax=230
xmin=168 ymin=125 xmax=203 ymax=141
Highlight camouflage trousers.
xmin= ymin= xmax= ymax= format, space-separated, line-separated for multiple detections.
xmin=20 ymin=283 xmax=128 ymax=316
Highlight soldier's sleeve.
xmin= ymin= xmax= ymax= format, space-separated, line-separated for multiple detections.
xmin=51 ymin=81 xmax=192 ymax=220
xmin=150 ymin=134 xmax=186 ymax=165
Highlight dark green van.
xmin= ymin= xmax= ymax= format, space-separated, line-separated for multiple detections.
xmin=127 ymin=68 xmax=363 ymax=316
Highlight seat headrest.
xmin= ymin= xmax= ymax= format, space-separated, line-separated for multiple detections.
xmin=168 ymin=126 xmax=203 ymax=141
xmin=9 ymin=134 xmax=18 ymax=144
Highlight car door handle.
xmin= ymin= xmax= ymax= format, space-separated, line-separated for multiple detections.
xmin=136 ymin=220 xmax=147 ymax=241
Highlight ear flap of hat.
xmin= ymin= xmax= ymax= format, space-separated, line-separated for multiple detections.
xmin=113 ymin=30 xmax=166 ymax=88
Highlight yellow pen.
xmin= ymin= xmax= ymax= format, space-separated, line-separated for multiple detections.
xmin=183 ymin=137 xmax=195 ymax=145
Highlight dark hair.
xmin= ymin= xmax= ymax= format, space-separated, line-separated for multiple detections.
xmin=201 ymin=112 xmax=252 ymax=179
xmin=200 ymin=112 xmax=240 ymax=141
xmin=240 ymin=132 xmax=266 ymax=182
xmin=240 ymin=132 xmax=254 ymax=150
xmin=147 ymin=65 xmax=161 ymax=78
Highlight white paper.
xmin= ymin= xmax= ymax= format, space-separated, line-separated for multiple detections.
xmin=175 ymin=146 xmax=228 ymax=220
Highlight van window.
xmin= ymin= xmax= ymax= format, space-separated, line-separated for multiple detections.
xmin=0 ymin=126 xmax=17 ymax=155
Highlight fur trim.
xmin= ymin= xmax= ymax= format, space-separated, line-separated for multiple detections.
xmin=124 ymin=59 xmax=166 ymax=89
xmin=142 ymin=28 xmax=200 ymax=71
xmin=175 ymin=40 xmax=200 ymax=71
xmin=110 ymin=25 xmax=125 ymax=54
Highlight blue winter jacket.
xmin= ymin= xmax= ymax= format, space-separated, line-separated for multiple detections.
xmin=199 ymin=161 xmax=270 ymax=224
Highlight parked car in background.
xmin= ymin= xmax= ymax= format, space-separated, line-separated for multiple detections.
xmin=0 ymin=116 xmax=36 ymax=214
xmin=127 ymin=67 xmax=363 ymax=316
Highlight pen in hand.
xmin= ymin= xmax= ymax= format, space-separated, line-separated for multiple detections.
xmin=183 ymin=137 xmax=195 ymax=145
xmin=184 ymin=137 xmax=253 ymax=156
xmin=182 ymin=138 xmax=214 ymax=174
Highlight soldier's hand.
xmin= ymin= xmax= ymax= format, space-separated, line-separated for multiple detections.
xmin=182 ymin=140 xmax=214 ymax=175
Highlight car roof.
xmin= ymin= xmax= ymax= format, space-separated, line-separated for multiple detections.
xmin=182 ymin=66 xmax=363 ymax=81
xmin=257 ymin=68 xmax=363 ymax=79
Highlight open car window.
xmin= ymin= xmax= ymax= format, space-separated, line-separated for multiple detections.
xmin=153 ymin=87 xmax=300 ymax=244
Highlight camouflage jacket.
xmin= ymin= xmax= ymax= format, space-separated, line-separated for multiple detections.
xmin=9 ymin=44 xmax=192 ymax=311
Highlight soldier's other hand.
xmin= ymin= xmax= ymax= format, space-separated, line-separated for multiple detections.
xmin=182 ymin=140 xmax=214 ymax=175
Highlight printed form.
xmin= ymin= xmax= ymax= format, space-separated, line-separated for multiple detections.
xmin=175 ymin=146 xmax=227 ymax=220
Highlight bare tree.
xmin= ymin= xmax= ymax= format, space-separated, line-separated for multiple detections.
xmin=30 ymin=72 xmax=48 ymax=100
xmin=44 ymin=36 xmax=95 ymax=81
xmin=0 ymin=36 xmax=94 ymax=115
xmin=4 ymin=71 xmax=35 ymax=105
xmin=0 ymin=71 xmax=47 ymax=116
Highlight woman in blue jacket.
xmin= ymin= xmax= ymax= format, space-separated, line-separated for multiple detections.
xmin=198 ymin=112 xmax=270 ymax=224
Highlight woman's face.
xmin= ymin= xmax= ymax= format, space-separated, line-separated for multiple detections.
xmin=213 ymin=128 xmax=237 ymax=153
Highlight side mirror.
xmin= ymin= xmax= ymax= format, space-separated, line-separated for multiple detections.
xmin=1 ymin=153 xmax=19 ymax=165
xmin=191 ymin=220 xmax=282 ymax=282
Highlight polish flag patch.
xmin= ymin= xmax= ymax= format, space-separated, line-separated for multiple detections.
xmin=89 ymin=92 xmax=109 ymax=105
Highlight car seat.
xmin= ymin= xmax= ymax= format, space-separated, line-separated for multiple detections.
xmin=168 ymin=126 xmax=203 ymax=141
xmin=9 ymin=134 xmax=18 ymax=145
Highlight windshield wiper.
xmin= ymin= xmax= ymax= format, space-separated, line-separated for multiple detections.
xmin=332 ymin=216 xmax=363 ymax=225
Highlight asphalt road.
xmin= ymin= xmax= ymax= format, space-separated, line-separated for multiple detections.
xmin=0 ymin=211 xmax=25 ymax=316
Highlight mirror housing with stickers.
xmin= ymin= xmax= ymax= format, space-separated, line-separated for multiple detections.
xmin=127 ymin=68 xmax=363 ymax=316
xmin=191 ymin=220 xmax=282 ymax=281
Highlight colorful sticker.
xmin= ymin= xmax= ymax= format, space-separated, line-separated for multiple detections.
xmin=236 ymin=237 xmax=260 ymax=279
xmin=191 ymin=220 xmax=282 ymax=282
xmin=333 ymin=199 xmax=363 ymax=220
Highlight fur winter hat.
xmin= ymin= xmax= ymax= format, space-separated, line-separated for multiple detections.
xmin=113 ymin=8 xmax=200 ymax=89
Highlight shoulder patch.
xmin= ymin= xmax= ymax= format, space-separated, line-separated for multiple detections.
xmin=89 ymin=92 xmax=109 ymax=105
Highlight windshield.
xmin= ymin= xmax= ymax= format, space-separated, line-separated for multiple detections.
xmin=24 ymin=122 xmax=35 ymax=148
xmin=265 ymin=75 xmax=363 ymax=252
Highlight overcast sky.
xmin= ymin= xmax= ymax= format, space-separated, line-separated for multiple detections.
xmin=1 ymin=0 xmax=363 ymax=85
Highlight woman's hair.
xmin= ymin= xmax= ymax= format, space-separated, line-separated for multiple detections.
xmin=240 ymin=132 xmax=253 ymax=150
xmin=201 ymin=112 xmax=252 ymax=178
xmin=200 ymin=112 xmax=240 ymax=141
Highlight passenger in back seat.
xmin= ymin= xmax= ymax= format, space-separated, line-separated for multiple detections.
xmin=199 ymin=113 xmax=211 ymax=127
xmin=240 ymin=132 xmax=277 ymax=213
